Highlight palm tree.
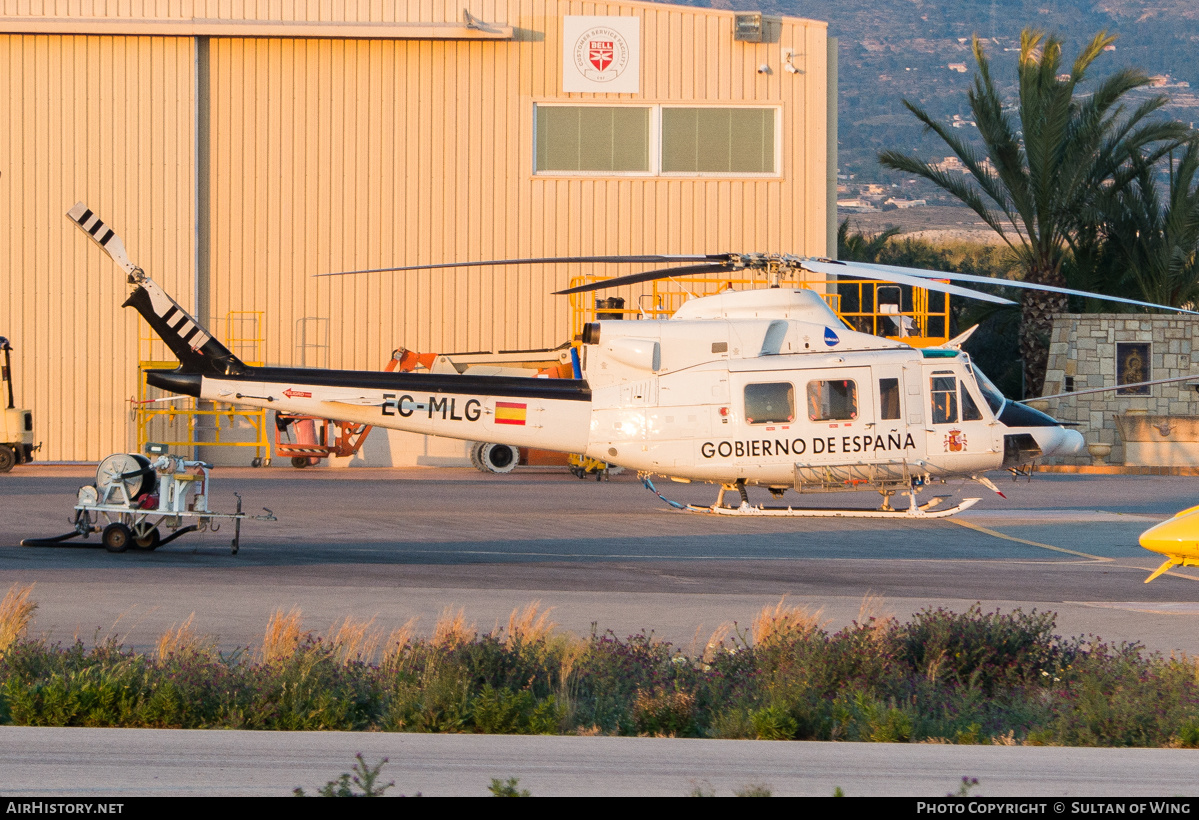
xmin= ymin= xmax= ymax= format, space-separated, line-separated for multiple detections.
xmin=1099 ymin=140 xmax=1199 ymax=310
xmin=879 ymin=30 xmax=1190 ymax=397
xmin=837 ymin=219 xmax=902 ymax=262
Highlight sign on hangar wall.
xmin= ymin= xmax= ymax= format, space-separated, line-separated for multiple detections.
xmin=562 ymin=16 xmax=641 ymax=94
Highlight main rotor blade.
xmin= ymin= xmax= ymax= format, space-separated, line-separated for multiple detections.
xmin=554 ymin=263 xmax=736 ymax=295
xmin=318 ymin=254 xmax=730 ymax=278
xmin=801 ymin=260 xmax=1016 ymax=306
xmin=834 ymin=260 xmax=1199 ymax=316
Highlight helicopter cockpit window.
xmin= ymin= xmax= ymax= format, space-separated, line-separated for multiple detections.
xmin=930 ymin=373 xmax=959 ymax=424
xmin=744 ymin=383 xmax=795 ymax=425
xmin=968 ymin=362 xmax=1007 ymax=415
xmin=807 ymin=380 xmax=859 ymax=422
xmin=962 ymin=386 xmax=984 ymax=421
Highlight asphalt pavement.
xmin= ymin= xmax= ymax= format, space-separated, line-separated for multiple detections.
xmin=2 ymin=465 xmax=1198 ymax=797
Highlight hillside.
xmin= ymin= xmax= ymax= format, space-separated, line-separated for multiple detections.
xmin=672 ymin=0 xmax=1199 ymax=187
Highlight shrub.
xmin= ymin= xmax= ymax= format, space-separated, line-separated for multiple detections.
xmin=0 ymin=590 xmax=1194 ymax=749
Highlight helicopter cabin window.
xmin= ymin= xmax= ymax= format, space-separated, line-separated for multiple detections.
xmin=930 ymin=374 xmax=959 ymax=424
xmin=879 ymin=378 xmax=901 ymax=420
xmin=806 ymin=380 xmax=859 ymax=422
xmin=660 ymin=108 xmax=777 ymax=174
xmin=744 ymin=382 xmax=795 ymax=424
xmin=534 ymin=106 xmax=651 ymax=173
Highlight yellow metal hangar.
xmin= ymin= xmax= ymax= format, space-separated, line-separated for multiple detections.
xmin=0 ymin=1 xmax=835 ymax=465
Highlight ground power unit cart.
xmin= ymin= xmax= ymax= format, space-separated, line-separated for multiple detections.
xmin=22 ymin=446 xmax=275 ymax=554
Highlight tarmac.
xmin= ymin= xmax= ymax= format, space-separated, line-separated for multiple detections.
xmin=2 ymin=465 xmax=1198 ymax=796
xmin=1 ymin=464 xmax=1195 ymax=654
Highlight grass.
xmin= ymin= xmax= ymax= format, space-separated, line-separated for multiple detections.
xmin=262 ymin=606 xmax=305 ymax=664
xmin=2 ymin=592 xmax=1199 ymax=747
xmin=0 ymin=584 xmax=36 ymax=655
xmin=156 ymin=613 xmax=216 ymax=662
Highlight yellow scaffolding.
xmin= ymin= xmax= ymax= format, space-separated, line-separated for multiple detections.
xmin=569 ymin=271 xmax=951 ymax=347
xmin=134 ymin=311 xmax=271 ymax=464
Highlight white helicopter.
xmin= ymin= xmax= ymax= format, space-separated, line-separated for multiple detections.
xmin=67 ymin=202 xmax=1194 ymax=518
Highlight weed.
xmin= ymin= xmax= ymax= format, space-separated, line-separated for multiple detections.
xmin=505 ymin=601 xmax=556 ymax=645
xmin=0 ymin=604 xmax=1196 ymax=748
xmin=1178 ymin=721 xmax=1199 ymax=748
xmin=702 ymin=622 xmax=734 ymax=664
xmin=0 ymin=583 xmax=36 ymax=654
xmin=949 ymin=776 xmax=980 ymax=798
xmin=688 ymin=780 xmax=715 ymax=797
xmin=327 ymin=616 xmax=382 ymax=666
xmin=262 ymin=607 xmax=306 ymax=664
xmin=750 ymin=705 xmax=798 ymax=740
xmin=470 ymin=684 xmax=536 ymax=734
xmin=155 ymin=613 xmax=216 ymax=662
xmin=752 ymin=596 xmax=823 ymax=648
xmin=954 ymin=723 xmax=984 ymax=745
xmin=381 ymin=617 xmax=420 ymax=672
xmin=633 ymin=688 xmax=697 ymax=737
xmin=431 ymin=607 xmax=475 ymax=650
xmin=294 ymin=753 xmax=396 ymax=797
xmin=488 ymin=776 xmax=530 ymax=797
xmin=733 ymin=783 xmax=773 ymax=797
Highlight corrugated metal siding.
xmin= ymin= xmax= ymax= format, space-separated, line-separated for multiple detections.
xmin=207 ymin=1 xmax=828 ymax=371
xmin=0 ymin=34 xmax=194 ymax=462
xmin=0 ymin=0 xmax=828 ymax=460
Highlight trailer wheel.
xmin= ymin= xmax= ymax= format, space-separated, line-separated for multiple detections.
xmin=291 ymin=456 xmax=311 ymax=469
xmin=132 ymin=526 xmax=161 ymax=551
xmin=102 ymin=522 xmax=132 ymax=553
xmin=0 ymin=446 xmax=14 ymax=473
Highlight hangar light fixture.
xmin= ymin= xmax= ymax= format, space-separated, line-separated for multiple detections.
xmin=734 ymin=12 xmax=763 ymax=43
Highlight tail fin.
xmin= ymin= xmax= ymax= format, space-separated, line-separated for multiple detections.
xmin=66 ymin=203 xmax=245 ymax=376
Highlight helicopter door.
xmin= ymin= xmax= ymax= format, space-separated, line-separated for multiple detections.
xmin=797 ymin=369 xmax=875 ymax=465
xmin=870 ymin=366 xmax=919 ymax=460
xmin=923 ymin=367 xmax=993 ymax=473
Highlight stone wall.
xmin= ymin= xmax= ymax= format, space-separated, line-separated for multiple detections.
xmin=1041 ymin=314 xmax=1199 ymax=464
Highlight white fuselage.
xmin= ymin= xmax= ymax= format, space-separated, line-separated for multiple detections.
xmin=192 ymin=288 xmax=1081 ymax=487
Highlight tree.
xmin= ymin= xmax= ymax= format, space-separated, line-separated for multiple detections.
xmin=879 ymin=30 xmax=1190 ymax=396
xmin=1098 ymin=140 xmax=1199 ymax=310
xmin=837 ymin=219 xmax=902 ymax=263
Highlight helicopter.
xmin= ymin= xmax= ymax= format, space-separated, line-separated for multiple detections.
xmin=66 ymin=202 xmax=1197 ymax=518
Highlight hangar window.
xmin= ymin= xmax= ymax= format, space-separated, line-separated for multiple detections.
xmin=661 ymin=108 xmax=777 ymax=174
xmin=535 ymin=105 xmax=651 ymax=173
xmin=533 ymin=105 xmax=779 ymax=176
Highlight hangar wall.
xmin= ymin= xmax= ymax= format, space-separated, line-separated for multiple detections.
xmin=0 ymin=1 xmax=832 ymax=463
xmin=0 ymin=32 xmax=196 ymax=462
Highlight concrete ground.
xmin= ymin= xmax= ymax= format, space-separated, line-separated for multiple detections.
xmin=1 ymin=466 xmax=1195 ymax=654
xmin=1 ymin=465 xmax=1197 ymax=796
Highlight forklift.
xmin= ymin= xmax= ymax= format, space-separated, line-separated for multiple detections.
xmin=0 ymin=336 xmax=36 ymax=472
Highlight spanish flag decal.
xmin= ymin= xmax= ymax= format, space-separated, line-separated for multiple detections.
xmin=495 ymin=401 xmax=528 ymax=425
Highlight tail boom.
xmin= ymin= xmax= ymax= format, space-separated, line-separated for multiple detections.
xmin=189 ymin=368 xmax=593 ymax=453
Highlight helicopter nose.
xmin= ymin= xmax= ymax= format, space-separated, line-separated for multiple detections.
xmin=1030 ymin=426 xmax=1085 ymax=457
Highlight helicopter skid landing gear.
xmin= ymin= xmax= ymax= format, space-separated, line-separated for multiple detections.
xmin=689 ymin=495 xmax=981 ymax=518
xmin=641 ymin=476 xmax=979 ymax=518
